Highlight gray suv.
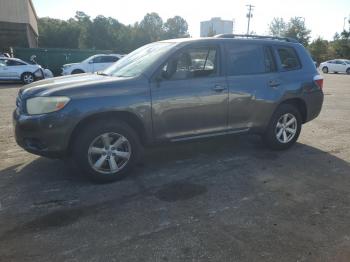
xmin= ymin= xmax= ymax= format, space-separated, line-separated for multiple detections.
xmin=13 ymin=35 xmax=324 ymax=182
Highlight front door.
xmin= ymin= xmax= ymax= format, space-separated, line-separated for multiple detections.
xmin=151 ymin=45 xmax=228 ymax=141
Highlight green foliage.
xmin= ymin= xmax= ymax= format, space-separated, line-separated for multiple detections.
xmin=269 ymin=17 xmax=287 ymax=36
xmin=269 ymin=17 xmax=311 ymax=46
xmin=38 ymin=11 xmax=189 ymax=53
xmin=308 ymin=37 xmax=332 ymax=63
xmin=164 ymin=16 xmax=189 ymax=39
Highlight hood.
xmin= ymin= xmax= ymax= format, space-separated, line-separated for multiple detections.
xmin=63 ymin=63 xmax=80 ymax=68
xmin=20 ymin=73 xmax=132 ymax=99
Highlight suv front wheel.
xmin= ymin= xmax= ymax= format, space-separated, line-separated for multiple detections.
xmin=263 ymin=104 xmax=302 ymax=150
xmin=73 ymin=120 xmax=142 ymax=182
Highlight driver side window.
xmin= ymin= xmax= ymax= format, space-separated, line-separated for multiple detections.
xmin=160 ymin=47 xmax=218 ymax=81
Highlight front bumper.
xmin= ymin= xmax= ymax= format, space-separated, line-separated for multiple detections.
xmin=13 ymin=109 xmax=73 ymax=158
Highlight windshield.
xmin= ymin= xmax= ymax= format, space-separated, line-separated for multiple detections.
xmin=82 ymin=55 xmax=95 ymax=63
xmin=103 ymin=42 xmax=176 ymax=77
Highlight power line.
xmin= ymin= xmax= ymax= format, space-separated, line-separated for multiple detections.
xmin=246 ymin=4 xmax=254 ymax=35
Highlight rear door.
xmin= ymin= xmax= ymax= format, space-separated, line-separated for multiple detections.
xmin=225 ymin=42 xmax=277 ymax=130
xmin=151 ymin=44 xmax=229 ymax=140
xmin=0 ymin=59 xmax=24 ymax=79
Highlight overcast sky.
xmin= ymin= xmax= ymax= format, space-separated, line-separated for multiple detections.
xmin=32 ymin=0 xmax=349 ymax=40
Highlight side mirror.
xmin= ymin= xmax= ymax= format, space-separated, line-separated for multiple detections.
xmin=88 ymin=60 xmax=94 ymax=64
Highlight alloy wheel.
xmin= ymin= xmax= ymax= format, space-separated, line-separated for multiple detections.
xmin=23 ymin=74 xmax=34 ymax=84
xmin=87 ymin=132 xmax=131 ymax=174
xmin=275 ymin=113 xmax=298 ymax=144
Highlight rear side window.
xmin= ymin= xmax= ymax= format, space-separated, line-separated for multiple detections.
xmin=103 ymin=56 xmax=120 ymax=63
xmin=226 ymin=43 xmax=265 ymax=76
xmin=276 ymin=46 xmax=301 ymax=70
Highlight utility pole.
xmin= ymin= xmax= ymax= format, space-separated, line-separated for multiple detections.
xmin=344 ymin=17 xmax=347 ymax=31
xmin=246 ymin=4 xmax=254 ymax=35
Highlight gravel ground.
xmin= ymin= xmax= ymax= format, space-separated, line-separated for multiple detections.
xmin=0 ymin=74 xmax=349 ymax=262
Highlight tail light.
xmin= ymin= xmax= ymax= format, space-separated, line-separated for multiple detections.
xmin=313 ymin=75 xmax=324 ymax=90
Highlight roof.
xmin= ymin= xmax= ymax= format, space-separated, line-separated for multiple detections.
xmin=161 ymin=36 xmax=301 ymax=46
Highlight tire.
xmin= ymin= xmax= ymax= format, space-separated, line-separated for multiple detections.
xmin=346 ymin=68 xmax=350 ymax=75
xmin=262 ymin=104 xmax=302 ymax=150
xmin=21 ymin=72 xmax=34 ymax=84
xmin=322 ymin=67 xmax=328 ymax=74
xmin=71 ymin=69 xmax=84 ymax=74
xmin=72 ymin=119 xmax=142 ymax=183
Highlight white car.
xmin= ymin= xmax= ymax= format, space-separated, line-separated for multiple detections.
xmin=61 ymin=54 xmax=123 ymax=75
xmin=0 ymin=57 xmax=45 ymax=84
xmin=319 ymin=59 xmax=350 ymax=74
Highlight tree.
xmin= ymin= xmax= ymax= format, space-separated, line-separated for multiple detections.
xmin=163 ymin=16 xmax=189 ymax=39
xmin=308 ymin=37 xmax=331 ymax=63
xmin=269 ymin=17 xmax=287 ymax=36
xmin=38 ymin=17 xmax=81 ymax=48
xmin=37 ymin=12 xmax=190 ymax=53
xmin=284 ymin=17 xmax=311 ymax=46
xmin=139 ymin=13 xmax=164 ymax=42
xmin=331 ymin=19 xmax=350 ymax=59
xmin=268 ymin=17 xmax=311 ymax=46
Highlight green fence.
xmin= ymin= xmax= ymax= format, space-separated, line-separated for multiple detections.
xmin=12 ymin=47 xmax=115 ymax=76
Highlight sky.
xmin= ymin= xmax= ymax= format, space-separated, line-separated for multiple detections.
xmin=32 ymin=0 xmax=349 ymax=41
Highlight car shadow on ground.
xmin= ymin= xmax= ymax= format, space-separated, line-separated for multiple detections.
xmin=1 ymin=134 xmax=350 ymax=261
xmin=1 ymin=134 xmax=349 ymax=196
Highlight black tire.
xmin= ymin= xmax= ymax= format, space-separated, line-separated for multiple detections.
xmin=72 ymin=119 xmax=142 ymax=183
xmin=21 ymin=72 xmax=34 ymax=84
xmin=346 ymin=68 xmax=350 ymax=75
xmin=262 ymin=104 xmax=302 ymax=150
xmin=71 ymin=69 xmax=84 ymax=74
xmin=322 ymin=67 xmax=328 ymax=74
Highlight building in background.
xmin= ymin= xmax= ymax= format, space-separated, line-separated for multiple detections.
xmin=0 ymin=0 xmax=39 ymax=49
xmin=200 ymin=17 xmax=235 ymax=37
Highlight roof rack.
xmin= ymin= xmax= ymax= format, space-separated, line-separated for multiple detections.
xmin=214 ymin=34 xmax=299 ymax=43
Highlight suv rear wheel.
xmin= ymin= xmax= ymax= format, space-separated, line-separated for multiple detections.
xmin=73 ymin=120 xmax=142 ymax=182
xmin=263 ymin=104 xmax=302 ymax=150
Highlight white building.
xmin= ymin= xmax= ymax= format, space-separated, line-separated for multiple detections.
xmin=200 ymin=17 xmax=234 ymax=37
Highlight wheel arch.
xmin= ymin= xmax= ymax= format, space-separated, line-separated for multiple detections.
xmin=21 ymin=71 xmax=34 ymax=78
xmin=71 ymin=68 xmax=85 ymax=74
xmin=278 ymin=98 xmax=307 ymax=123
xmin=68 ymin=111 xmax=148 ymax=154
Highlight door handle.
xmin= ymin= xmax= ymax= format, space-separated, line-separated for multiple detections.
xmin=212 ymin=85 xmax=226 ymax=92
xmin=269 ymin=80 xmax=281 ymax=88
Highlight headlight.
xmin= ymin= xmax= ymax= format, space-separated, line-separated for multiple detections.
xmin=26 ymin=96 xmax=70 ymax=115
xmin=34 ymin=69 xmax=43 ymax=78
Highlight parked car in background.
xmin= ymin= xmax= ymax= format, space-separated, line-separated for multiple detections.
xmin=320 ymin=59 xmax=350 ymax=74
xmin=14 ymin=35 xmax=324 ymax=182
xmin=0 ymin=57 xmax=45 ymax=84
xmin=61 ymin=54 xmax=123 ymax=75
